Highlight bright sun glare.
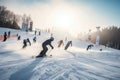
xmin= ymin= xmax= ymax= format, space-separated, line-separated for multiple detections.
xmin=32 ymin=3 xmax=95 ymax=35
xmin=32 ymin=2 xmax=96 ymax=36
xmin=51 ymin=9 xmax=77 ymax=30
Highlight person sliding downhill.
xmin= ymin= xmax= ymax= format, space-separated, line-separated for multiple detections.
xmin=58 ymin=40 xmax=64 ymax=48
xmin=64 ymin=41 xmax=72 ymax=50
xmin=36 ymin=37 xmax=54 ymax=57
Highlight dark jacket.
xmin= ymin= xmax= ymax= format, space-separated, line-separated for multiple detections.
xmin=42 ymin=39 xmax=54 ymax=49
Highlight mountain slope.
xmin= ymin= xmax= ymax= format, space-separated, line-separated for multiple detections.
xmin=0 ymin=28 xmax=120 ymax=80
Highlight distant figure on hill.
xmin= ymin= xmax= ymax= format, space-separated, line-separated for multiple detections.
xmin=58 ymin=40 xmax=64 ymax=48
xmin=35 ymin=30 xmax=37 ymax=35
xmin=64 ymin=41 xmax=72 ymax=50
xmin=39 ymin=31 xmax=41 ymax=35
xmin=36 ymin=37 xmax=54 ymax=57
xmin=100 ymin=48 xmax=102 ymax=51
xmin=33 ymin=37 xmax=36 ymax=43
xmin=27 ymin=38 xmax=31 ymax=46
xmin=8 ymin=31 xmax=11 ymax=38
xmin=3 ymin=32 xmax=7 ymax=42
xmin=17 ymin=35 xmax=21 ymax=40
xmin=86 ymin=44 xmax=94 ymax=51
xmin=22 ymin=39 xmax=27 ymax=48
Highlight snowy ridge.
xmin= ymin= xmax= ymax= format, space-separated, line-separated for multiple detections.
xmin=0 ymin=28 xmax=120 ymax=80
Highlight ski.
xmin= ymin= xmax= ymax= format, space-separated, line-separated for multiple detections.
xmin=31 ymin=55 xmax=52 ymax=58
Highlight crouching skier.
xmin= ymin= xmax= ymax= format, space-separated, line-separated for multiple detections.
xmin=86 ymin=44 xmax=94 ymax=51
xmin=36 ymin=37 xmax=54 ymax=58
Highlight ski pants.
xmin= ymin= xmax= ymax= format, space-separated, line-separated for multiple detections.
xmin=40 ymin=46 xmax=48 ymax=56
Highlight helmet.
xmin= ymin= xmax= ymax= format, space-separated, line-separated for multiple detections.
xmin=50 ymin=37 xmax=54 ymax=41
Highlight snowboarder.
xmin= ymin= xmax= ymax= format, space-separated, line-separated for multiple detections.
xmin=3 ymin=32 xmax=7 ymax=42
xmin=36 ymin=37 xmax=54 ymax=57
xmin=33 ymin=36 xmax=36 ymax=43
xmin=64 ymin=41 xmax=72 ymax=50
xmin=22 ymin=39 xmax=27 ymax=48
xmin=27 ymin=38 xmax=31 ymax=46
xmin=86 ymin=44 xmax=94 ymax=51
xmin=58 ymin=40 xmax=64 ymax=48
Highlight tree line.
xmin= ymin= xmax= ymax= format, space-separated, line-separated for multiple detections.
xmin=91 ymin=26 xmax=120 ymax=50
xmin=0 ymin=6 xmax=20 ymax=29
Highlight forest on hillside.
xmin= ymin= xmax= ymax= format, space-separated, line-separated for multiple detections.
xmin=91 ymin=26 xmax=120 ymax=50
xmin=0 ymin=6 xmax=20 ymax=29
xmin=78 ymin=26 xmax=120 ymax=50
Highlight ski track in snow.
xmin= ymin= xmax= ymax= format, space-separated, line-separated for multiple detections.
xmin=0 ymin=28 xmax=120 ymax=80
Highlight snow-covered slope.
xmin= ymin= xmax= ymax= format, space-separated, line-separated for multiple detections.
xmin=0 ymin=28 xmax=120 ymax=80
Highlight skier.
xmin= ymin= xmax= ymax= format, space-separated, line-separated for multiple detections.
xmin=64 ymin=41 xmax=72 ymax=50
xmin=39 ymin=31 xmax=41 ymax=35
xmin=36 ymin=37 xmax=54 ymax=57
xmin=3 ymin=32 xmax=7 ymax=42
xmin=27 ymin=38 xmax=31 ymax=46
xmin=35 ymin=30 xmax=37 ymax=35
xmin=22 ymin=39 xmax=27 ymax=48
xmin=33 ymin=36 xmax=36 ymax=43
xmin=86 ymin=44 xmax=94 ymax=51
xmin=17 ymin=35 xmax=21 ymax=40
xmin=58 ymin=40 xmax=64 ymax=48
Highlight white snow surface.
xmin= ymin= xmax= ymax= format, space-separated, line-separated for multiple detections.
xmin=0 ymin=27 xmax=120 ymax=80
